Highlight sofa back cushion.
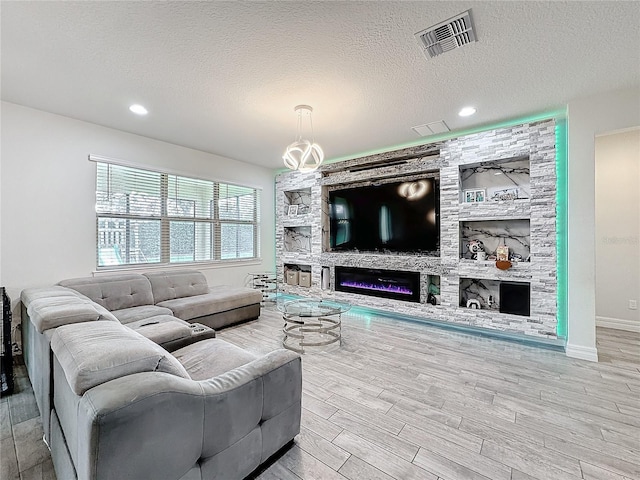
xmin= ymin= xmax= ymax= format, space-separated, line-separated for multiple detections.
xmin=144 ymin=270 xmax=209 ymax=303
xmin=51 ymin=321 xmax=190 ymax=395
xmin=59 ymin=274 xmax=154 ymax=312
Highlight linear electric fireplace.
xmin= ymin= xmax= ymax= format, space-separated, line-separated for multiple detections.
xmin=335 ymin=266 xmax=421 ymax=303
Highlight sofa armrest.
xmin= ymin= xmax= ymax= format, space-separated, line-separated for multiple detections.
xmin=199 ymin=349 xmax=302 ymax=461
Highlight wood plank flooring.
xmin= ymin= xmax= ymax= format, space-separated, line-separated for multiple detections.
xmin=2 ymin=309 xmax=639 ymax=480
xmin=237 ymin=308 xmax=640 ymax=480
xmin=1 ymin=364 xmax=54 ymax=480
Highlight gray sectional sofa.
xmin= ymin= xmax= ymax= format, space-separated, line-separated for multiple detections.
xmin=20 ymin=270 xmax=301 ymax=480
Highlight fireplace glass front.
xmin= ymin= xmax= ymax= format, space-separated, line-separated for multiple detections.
xmin=335 ymin=266 xmax=421 ymax=303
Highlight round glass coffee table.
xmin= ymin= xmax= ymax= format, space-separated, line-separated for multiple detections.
xmin=277 ymin=298 xmax=351 ymax=354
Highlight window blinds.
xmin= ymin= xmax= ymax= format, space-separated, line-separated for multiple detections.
xmin=95 ymin=161 xmax=260 ymax=267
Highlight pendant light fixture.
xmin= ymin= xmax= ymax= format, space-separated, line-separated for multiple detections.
xmin=282 ymin=105 xmax=324 ymax=172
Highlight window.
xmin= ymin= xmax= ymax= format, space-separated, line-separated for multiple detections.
xmin=95 ymin=161 xmax=260 ymax=268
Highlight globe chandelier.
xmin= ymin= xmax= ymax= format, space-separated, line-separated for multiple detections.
xmin=282 ymin=105 xmax=324 ymax=172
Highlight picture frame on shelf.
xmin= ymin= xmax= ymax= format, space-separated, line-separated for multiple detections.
xmin=490 ymin=187 xmax=519 ymax=202
xmin=287 ymin=205 xmax=298 ymax=216
xmin=464 ymin=189 xmax=485 ymax=203
xmin=465 ymin=190 xmax=475 ymax=203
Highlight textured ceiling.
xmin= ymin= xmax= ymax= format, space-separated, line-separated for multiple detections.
xmin=2 ymin=1 xmax=639 ymax=169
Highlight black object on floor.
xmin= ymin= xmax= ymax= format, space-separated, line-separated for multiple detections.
xmin=1 ymin=286 xmax=15 ymax=396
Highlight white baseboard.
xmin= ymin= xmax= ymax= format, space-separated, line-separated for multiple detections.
xmin=565 ymin=343 xmax=599 ymax=362
xmin=596 ymin=316 xmax=640 ymax=333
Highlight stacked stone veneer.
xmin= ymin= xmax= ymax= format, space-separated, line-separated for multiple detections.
xmin=276 ymin=120 xmax=558 ymax=339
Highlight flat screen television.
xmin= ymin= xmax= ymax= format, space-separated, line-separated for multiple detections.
xmin=328 ymin=177 xmax=439 ymax=254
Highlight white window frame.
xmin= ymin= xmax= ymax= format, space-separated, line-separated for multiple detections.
xmin=92 ymin=155 xmax=261 ymax=270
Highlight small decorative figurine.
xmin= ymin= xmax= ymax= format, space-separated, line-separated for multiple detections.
xmin=467 ymin=239 xmax=485 ymax=260
xmin=496 ymin=245 xmax=509 ymax=261
xmin=466 ymin=299 xmax=481 ymax=309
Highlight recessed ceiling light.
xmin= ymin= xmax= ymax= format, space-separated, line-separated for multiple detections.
xmin=129 ymin=104 xmax=148 ymax=115
xmin=458 ymin=106 xmax=476 ymax=117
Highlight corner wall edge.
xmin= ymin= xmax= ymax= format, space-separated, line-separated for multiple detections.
xmin=565 ymin=343 xmax=598 ymax=362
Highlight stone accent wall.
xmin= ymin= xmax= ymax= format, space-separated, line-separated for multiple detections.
xmin=276 ymin=120 xmax=558 ymax=339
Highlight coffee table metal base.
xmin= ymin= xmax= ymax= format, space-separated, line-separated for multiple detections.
xmin=282 ymin=313 xmax=341 ymax=354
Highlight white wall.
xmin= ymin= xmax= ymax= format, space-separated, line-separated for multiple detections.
xmin=0 ymin=103 xmax=3 ymax=288
xmin=566 ymin=85 xmax=640 ymax=361
xmin=0 ymin=101 xmax=276 ymax=307
xmin=595 ymin=129 xmax=640 ymax=331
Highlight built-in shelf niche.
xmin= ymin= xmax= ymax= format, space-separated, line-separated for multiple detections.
xmin=283 ymin=226 xmax=311 ymax=252
xmin=284 ymin=187 xmax=311 ymax=215
xmin=459 ymin=278 xmax=530 ymax=317
xmin=425 ymin=274 xmax=441 ymax=305
xmin=460 ymin=219 xmax=530 ymax=261
xmin=284 ymin=263 xmax=312 ymax=288
xmin=459 ymin=156 xmax=530 ymax=204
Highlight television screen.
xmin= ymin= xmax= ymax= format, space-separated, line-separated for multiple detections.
xmin=329 ymin=177 xmax=439 ymax=253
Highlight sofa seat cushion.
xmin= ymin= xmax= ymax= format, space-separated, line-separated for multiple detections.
xmin=157 ymin=286 xmax=262 ymax=321
xmin=126 ymin=315 xmax=192 ymax=345
xmin=172 ymin=339 xmax=257 ymax=380
xmin=59 ymin=274 xmax=154 ymax=312
xmin=26 ymin=295 xmax=118 ymax=334
xmin=51 ymin=321 xmax=190 ymax=395
xmin=111 ymin=305 xmax=174 ymax=324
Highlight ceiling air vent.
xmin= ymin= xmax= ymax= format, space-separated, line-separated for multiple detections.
xmin=412 ymin=121 xmax=450 ymax=137
xmin=415 ymin=10 xmax=477 ymax=59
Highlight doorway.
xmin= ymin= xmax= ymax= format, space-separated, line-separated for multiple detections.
xmin=594 ymin=127 xmax=640 ymax=363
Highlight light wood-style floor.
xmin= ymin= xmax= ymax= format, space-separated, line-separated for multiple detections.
xmin=240 ymin=309 xmax=640 ymax=480
xmin=2 ymin=309 xmax=639 ymax=480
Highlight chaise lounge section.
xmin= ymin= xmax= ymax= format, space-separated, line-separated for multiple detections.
xmin=58 ymin=269 xmax=262 ymax=330
xmin=144 ymin=270 xmax=263 ymax=330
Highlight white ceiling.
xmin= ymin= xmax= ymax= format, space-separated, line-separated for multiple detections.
xmin=2 ymin=1 xmax=639 ymax=169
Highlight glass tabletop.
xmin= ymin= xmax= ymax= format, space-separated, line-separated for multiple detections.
xmin=277 ymin=298 xmax=351 ymax=317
